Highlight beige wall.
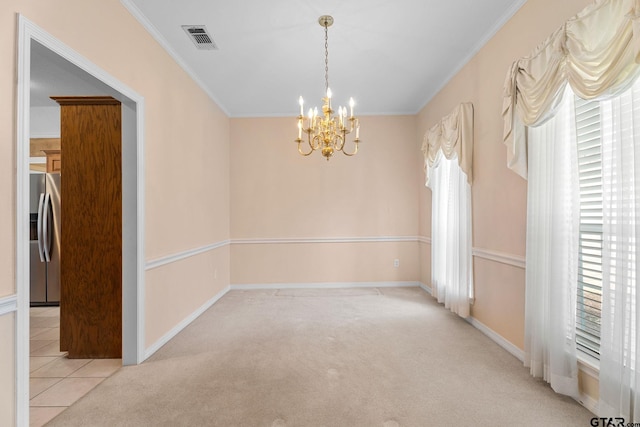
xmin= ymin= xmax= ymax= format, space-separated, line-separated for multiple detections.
xmin=146 ymin=247 xmax=230 ymax=347
xmin=1 ymin=0 xmax=604 ymax=420
xmin=416 ymin=0 xmax=594 ymax=399
xmin=229 ymin=115 xmax=421 ymax=284
xmin=2 ymin=0 xmax=231 ymax=417
xmin=0 ymin=314 xmax=15 ymax=427
xmin=231 ymin=116 xmax=419 ymax=238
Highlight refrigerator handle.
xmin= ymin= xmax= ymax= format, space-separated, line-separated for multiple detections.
xmin=42 ymin=193 xmax=52 ymax=262
xmin=37 ymin=193 xmax=46 ymax=262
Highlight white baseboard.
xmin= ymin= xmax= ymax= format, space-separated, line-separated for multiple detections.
xmin=578 ymin=392 xmax=598 ymax=415
xmin=231 ymin=236 xmax=421 ymax=245
xmin=466 ymin=307 xmax=598 ymax=415
xmin=144 ymin=285 xmax=230 ymax=359
xmin=142 ymin=279 xmax=599 ymax=415
xmin=230 ymin=281 xmax=421 ymax=290
xmin=418 ymin=282 xmax=432 ymax=295
xmin=415 ymin=285 xmax=599 ymax=415
xmin=416 ymin=283 xmax=524 ymax=361
xmin=466 ymin=317 xmax=525 ymax=362
xmin=145 ymin=282 xmax=418 ymax=358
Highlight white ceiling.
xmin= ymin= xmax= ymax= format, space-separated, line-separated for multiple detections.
xmin=123 ymin=0 xmax=527 ymax=117
xmin=30 ymin=40 xmax=119 ymax=107
xmin=30 ymin=1 xmax=527 ymax=116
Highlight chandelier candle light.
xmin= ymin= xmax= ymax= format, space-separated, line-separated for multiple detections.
xmin=295 ymin=15 xmax=361 ymax=160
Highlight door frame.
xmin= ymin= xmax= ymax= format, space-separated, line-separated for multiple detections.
xmin=15 ymin=14 xmax=146 ymax=425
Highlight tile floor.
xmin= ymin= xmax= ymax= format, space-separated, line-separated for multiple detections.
xmin=29 ymin=306 xmax=121 ymax=427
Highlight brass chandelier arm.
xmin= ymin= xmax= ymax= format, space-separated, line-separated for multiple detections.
xmin=341 ymin=141 xmax=359 ymax=156
xmin=297 ymin=126 xmax=323 ymax=156
xmin=297 ymin=141 xmax=314 ymax=156
xmin=334 ymin=133 xmax=346 ymax=152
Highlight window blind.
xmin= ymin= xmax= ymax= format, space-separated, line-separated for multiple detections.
xmin=574 ymin=96 xmax=603 ymax=359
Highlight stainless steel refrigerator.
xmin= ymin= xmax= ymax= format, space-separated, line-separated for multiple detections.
xmin=30 ymin=171 xmax=61 ymax=305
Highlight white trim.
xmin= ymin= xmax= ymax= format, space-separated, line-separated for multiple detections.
xmin=231 ymin=236 xmax=421 ymax=245
xmin=231 ymin=281 xmax=421 ymax=291
xmin=144 ymin=285 xmax=230 ymax=359
xmin=578 ymin=356 xmax=599 ymax=380
xmin=472 ymin=247 xmax=526 ymax=269
xmin=466 ymin=316 xmax=525 ymax=362
xmin=233 ymin=110 xmax=415 ymax=119
xmin=420 ymin=238 xmax=524 ymax=270
xmin=415 ymin=286 xmax=599 ymax=415
xmin=578 ymin=391 xmax=598 ymax=415
xmin=145 ymin=239 xmax=230 ymax=270
xmin=142 ymin=280 xmax=429 ymax=361
xmin=119 ymin=0 xmax=229 ymax=116
xmin=17 ymin=14 xmax=147 ymax=424
xmin=134 ymin=99 xmax=146 ymax=367
xmin=145 ymin=237 xmax=414 ymax=271
xmin=414 ymin=0 xmax=527 ymax=114
xmin=16 ymin=15 xmax=31 ymax=427
xmin=418 ymin=282 xmax=432 ymax=295
xmin=0 ymin=295 xmax=18 ymax=316
xmin=418 ymin=236 xmax=432 ymax=245
xmin=416 ymin=284 xmax=526 ymax=361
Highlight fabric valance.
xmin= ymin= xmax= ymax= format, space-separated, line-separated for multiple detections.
xmin=422 ymin=102 xmax=474 ymax=187
xmin=502 ymin=0 xmax=640 ymax=179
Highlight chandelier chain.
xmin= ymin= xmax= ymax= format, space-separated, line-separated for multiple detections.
xmin=324 ymin=24 xmax=329 ymax=93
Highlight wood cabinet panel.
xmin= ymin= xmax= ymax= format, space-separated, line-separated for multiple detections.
xmin=42 ymin=150 xmax=61 ymax=172
xmin=53 ymin=96 xmax=122 ymax=359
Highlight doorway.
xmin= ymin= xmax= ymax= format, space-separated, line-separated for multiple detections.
xmin=16 ymin=14 xmax=145 ymax=426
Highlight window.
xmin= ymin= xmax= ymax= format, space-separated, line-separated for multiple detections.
xmin=422 ymin=103 xmax=474 ymax=319
xmin=429 ymin=152 xmax=474 ymax=318
xmin=574 ymin=96 xmax=603 ymax=360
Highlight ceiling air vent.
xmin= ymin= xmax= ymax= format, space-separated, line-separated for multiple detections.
xmin=182 ymin=25 xmax=218 ymax=50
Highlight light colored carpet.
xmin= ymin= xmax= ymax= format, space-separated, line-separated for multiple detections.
xmin=48 ymin=287 xmax=593 ymax=426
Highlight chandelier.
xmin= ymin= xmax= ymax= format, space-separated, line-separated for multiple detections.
xmin=295 ymin=15 xmax=361 ymax=160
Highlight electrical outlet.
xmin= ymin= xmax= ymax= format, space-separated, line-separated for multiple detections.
xmin=394 ymin=259 xmax=400 ymax=268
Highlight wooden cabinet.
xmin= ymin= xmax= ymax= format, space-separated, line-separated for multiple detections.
xmin=52 ymin=96 xmax=122 ymax=359
xmin=42 ymin=150 xmax=61 ymax=172
xmin=29 ymin=138 xmax=61 ymax=172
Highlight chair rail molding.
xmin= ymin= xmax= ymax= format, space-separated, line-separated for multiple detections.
xmin=0 ymin=295 xmax=18 ymax=316
xmin=145 ymin=239 xmax=231 ymax=270
xmin=472 ymin=247 xmax=525 ymax=269
xmin=231 ymin=236 xmax=421 ymax=245
xmin=145 ymin=236 xmax=417 ymax=272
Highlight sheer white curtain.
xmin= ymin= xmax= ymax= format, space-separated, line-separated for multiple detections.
xmin=598 ymin=79 xmax=640 ymax=420
xmin=427 ymin=151 xmax=473 ymax=318
xmin=525 ymin=85 xmax=580 ymax=398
